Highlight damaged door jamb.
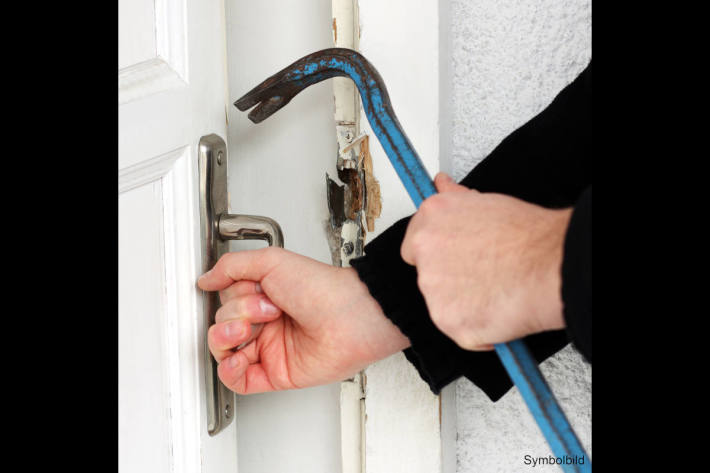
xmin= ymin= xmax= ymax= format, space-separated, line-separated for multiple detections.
xmin=326 ymin=2 xmax=381 ymax=473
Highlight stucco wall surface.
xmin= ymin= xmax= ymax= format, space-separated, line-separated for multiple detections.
xmin=449 ymin=0 xmax=592 ymax=180
xmin=448 ymin=1 xmax=592 ymax=472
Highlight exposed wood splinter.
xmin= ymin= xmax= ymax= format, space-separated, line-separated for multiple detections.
xmin=360 ymin=136 xmax=381 ymax=232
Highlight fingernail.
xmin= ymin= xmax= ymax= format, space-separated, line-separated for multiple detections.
xmin=442 ymin=173 xmax=454 ymax=183
xmin=255 ymin=282 xmax=263 ymax=293
xmin=229 ymin=354 xmax=240 ymax=368
xmin=259 ymin=297 xmax=278 ymax=315
xmin=198 ymin=269 xmax=212 ymax=281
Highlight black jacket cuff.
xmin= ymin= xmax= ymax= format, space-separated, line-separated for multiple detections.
xmin=350 ymin=217 xmax=570 ymax=401
xmin=561 ymin=186 xmax=592 ymax=362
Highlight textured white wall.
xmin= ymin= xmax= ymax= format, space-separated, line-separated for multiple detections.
xmin=447 ymin=1 xmax=592 ymax=472
xmin=449 ymin=0 xmax=592 ymax=179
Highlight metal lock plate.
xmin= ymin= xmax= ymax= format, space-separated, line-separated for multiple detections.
xmin=198 ymin=134 xmax=233 ymax=436
xmin=198 ymin=134 xmax=284 ymax=436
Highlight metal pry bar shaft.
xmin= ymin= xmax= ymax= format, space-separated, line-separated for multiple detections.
xmin=235 ymin=47 xmax=590 ymax=472
xmin=235 ymin=48 xmax=436 ymax=208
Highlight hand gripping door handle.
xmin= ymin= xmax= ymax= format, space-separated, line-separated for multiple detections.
xmin=198 ymin=134 xmax=284 ymax=436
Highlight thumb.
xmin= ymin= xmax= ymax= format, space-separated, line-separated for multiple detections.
xmin=434 ymin=172 xmax=468 ymax=193
xmin=197 ymin=247 xmax=283 ymax=291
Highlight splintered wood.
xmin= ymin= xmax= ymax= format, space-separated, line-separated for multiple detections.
xmin=359 ymin=135 xmax=381 ymax=232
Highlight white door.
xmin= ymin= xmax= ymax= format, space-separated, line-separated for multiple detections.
xmin=118 ymin=0 xmax=236 ymax=471
xmin=120 ymin=1 xmax=447 ymax=472
xmin=223 ymin=1 xmax=448 ymax=472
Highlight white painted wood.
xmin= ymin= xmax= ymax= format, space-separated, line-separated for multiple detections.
xmin=119 ymin=0 xmax=157 ymax=69
xmin=363 ymin=354 xmax=441 ymax=473
xmin=155 ymin=0 xmax=189 ymax=81
xmin=224 ymin=1 xmax=344 ymax=472
xmin=340 ymin=375 xmax=364 ymax=473
xmin=119 ymin=183 xmax=173 ymax=473
xmin=119 ymin=58 xmax=187 ymax=106
xmin=118 ymin=0 xmax=235 ymax=472
xmin=331 ymin=3 xmax=366 ymax=473
xmin=118 ymin=146 xmax=187 ymax=194
xmin=222 ymin=1 xmax=448 ymax=472
xmin=357 ymin=0 xmax=446 ymax=471
xmin=119 ymin=0 xmax=188 ymax=105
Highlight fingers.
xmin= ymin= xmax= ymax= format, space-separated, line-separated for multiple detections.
xmin=198 ymin=247 xmax=284 ymax=291
xmin=219 ymin=280 xmax=263 ymax=304
xmin=207 ymin=294 xmax=282 ymax=361
xmin=401 ymin=215 xmax=423 ymax=266
xmin=401 ymin=174 xmax=475 ymax=265
xmin=218 ymin=353 xmax=276 ymax=395
xmin=208 ymin=319 xmax=253 ymax=362
xmin=215 ymin=294 xmax=282 ymax=324
xmin=433 ymin=172 xmax=468 ymax=193
xmin=468 ymin=343 xmax=496 ymax=352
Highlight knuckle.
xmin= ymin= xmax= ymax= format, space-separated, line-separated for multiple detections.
xmin=218 ymin=251 xmax=238 ymax=268
xmin=454 ymin=333 xmax=483 ymax=351
xmin=207 ymin=326 xmax=229 ymax=359
xmin=215 ymin=299 xmax=241 ymax=323
xmin=430 ymin=310 xmax=456 ymax=337
xmin=421 ymin=194 xmax=446 ymax=213
xmin=409 ymin=232 xmax=428 ymax=256
xmin=208 ymin=322 xmax=229 ymax=349
xmin=418 ymin=198 xmax=435 ymax=216
xmin=417 ymin=273 xmax=434 ymax=293
xmin=217 ymin=364 xmax=239 ymax=391
xmin=261 ymin=245 xmax=283 ymax=261
xmin=255 ymin=246 xmax=284 ymax=272
xmin=428 ymin=307 xmax=443 ymax=326
xmin=207 ymin=325 xmax=220 ymax=349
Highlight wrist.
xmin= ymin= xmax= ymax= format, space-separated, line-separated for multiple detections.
xmin=341 ymin=267 xmax=412 ymax=360
xmin=530 ymin=207 xmax=573 ymax=332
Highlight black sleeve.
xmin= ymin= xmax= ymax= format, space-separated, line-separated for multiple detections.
xmin=561 ymin=186 xmax=592 ymax=362
xmin=350 ymin=62 xmax=592 ymax=401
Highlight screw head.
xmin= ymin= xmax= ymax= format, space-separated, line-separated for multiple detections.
xmin=343 ymin=241 xmax=354 ymax=256
xmin=217 ymin=151 xmax=224 ymax=166
xmin=225 ymin=403 xmax=232 ymax=419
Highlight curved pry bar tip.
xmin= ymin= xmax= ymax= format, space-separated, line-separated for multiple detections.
xmin=234 ymin=48 xmax=367 ymax=125
xmin=234 ymin=93 xmax=290 ymax=124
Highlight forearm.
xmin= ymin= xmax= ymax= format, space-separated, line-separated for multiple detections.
xmin=350 ymin=63 xmax=592 ymax=399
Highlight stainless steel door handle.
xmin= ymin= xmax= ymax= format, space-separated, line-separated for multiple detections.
xmin=218 ymin=214 xmax=283 ymax=350
xmin=198 ymin=134 xmax=284 ymax=436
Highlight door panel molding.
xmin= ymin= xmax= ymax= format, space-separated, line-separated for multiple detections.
xmin=120 ymin=0 xmax=235 ymax=470
xmin=119 ymin=58 xmax=187 ymax=105
xmin=119 ymin=0 xmax=188 ymax=105
xmin=119 ymin=145 xmax=188 ymax=193
xmin=160 ymin=148 xmax=203 ymax=473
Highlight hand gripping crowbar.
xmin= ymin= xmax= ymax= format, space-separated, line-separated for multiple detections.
xmin=235 ymin=47 xmax=590 ymax=472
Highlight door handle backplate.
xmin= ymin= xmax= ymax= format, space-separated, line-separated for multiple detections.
xmin=198 ymin=134 xmax=283 ymax=436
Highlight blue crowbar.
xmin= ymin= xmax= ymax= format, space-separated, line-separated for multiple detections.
xmin=235 ymin=48 xmax=590 ymax=472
